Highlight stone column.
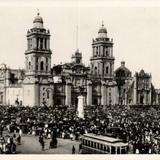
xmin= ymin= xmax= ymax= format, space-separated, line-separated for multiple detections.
xmin=100 ymin=45 xmax=103 ymax=56
xmin=65 ymin=79 xmax=71 ymax=106
xmin=101 ymin=81 xmax=106 ymax=105
xmin=87 ymin=80 xmax=92 ymax=106
xmin=93 ymin=47 xmax=95 ymax=56
xmin=43 ymin=38 xmax=45 ymax=50
xmin=34 ymin=38 xmax=37 ymax=49
xmin=47 ymin=39 xmax=50 ymax=50
xmin=111 ymin=47 xmax=113 ymax=57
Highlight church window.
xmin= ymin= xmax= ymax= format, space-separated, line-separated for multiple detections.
xmin=37 ymin=38 xmax=39 ymax=49
xmin=96 ymin=47 xmax=98 ymax=56
xmin=40 ymin=61 xmax=44 ymax=71
xmin=106 ymin=47 xmax=109 ymax=56
xmin=36 ymin=57 xmax=38 ymax=70
xmin=45 ymin=39 xmax=47 ymax=49
xmin=47 ymin=90 xmax=49 ymax=99
xmin=106 ymin=66 xmax=109 ymax=74
xmin=76 ymin=58 xmax=80 ymax=64
xmin=46 ymin=58 xmax=48 ymax=71
xmin=28 ymin=61 xmax=31 ymax=70
xmin=95 ymin=66 xmax=97 ymax=74
xmin=40 ymin=38 xmax=43 ymax=50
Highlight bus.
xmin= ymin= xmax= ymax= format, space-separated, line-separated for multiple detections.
xmin=80 ymin=133 xmax=128 ymax=154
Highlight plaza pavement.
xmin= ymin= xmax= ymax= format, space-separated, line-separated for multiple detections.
xmin=4 ymin=133 xmax=80 ymax=154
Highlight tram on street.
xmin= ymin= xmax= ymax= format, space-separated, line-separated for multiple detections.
xmin=80 ymin=133 xmax=128 ymax=154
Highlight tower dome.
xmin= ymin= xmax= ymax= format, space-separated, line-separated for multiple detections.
xmin=33 ymin=11 xmax=43 ymax=28
xmin=98 ymin=22 xmax=107 ymax=38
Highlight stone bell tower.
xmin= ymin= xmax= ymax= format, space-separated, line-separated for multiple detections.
xmin=23 ymin=11 xmax=53 ymax=106
xmin=25 ymin=12 xmax=52 ymax=76
xmin=90 ymin=22 xmax=115 ymax=80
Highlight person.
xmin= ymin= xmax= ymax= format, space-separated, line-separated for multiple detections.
xmin=17 ymin=134 xmax=21 ymax=145
xmin=79 ymin=143 xmax=82 ymax=153
xmin=70 ymin=133 xmax=73 ymax=141
xmin=19 ymin=128 xmax=23 ymax=137
xmin=72 ymin=145 xmax=75 ymax=154
xmin=41 ymin=139 xmax=45 ymax=151
xmin=62 ymin=131 xmax=65 ymax=139
xmin=39 ymin=135 xmax=43 ymax=144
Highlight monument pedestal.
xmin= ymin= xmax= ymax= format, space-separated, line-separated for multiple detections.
xmin=77 ymin=95 xmax=84 ymax=119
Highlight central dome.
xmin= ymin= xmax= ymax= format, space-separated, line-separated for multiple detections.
xmin=33 ymin=12 xmax=44 ymax=28
xmin=98 ymin=22 xmax=107 ymax=38
xmin=33 ymin=12 xmax=43 ymax=23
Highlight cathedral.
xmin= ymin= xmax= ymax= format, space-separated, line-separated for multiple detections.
xmin=0 ymin=12 xmax=159 ymax=107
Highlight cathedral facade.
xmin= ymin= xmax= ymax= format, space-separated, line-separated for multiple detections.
xmin=0 ymin=13 xmax=159 ymax=107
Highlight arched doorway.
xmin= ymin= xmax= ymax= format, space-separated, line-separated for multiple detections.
xmin=74 ymin=97 xmax=78 ymax=107
xmin=140 ymin=95 xmax=144 ymax=104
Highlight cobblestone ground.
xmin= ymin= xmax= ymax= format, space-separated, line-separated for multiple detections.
xmin=3 ymin=132 xmax=80 ymax=154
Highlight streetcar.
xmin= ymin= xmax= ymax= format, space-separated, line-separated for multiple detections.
xmin=80 ymin=133 xmax=128 ymax=154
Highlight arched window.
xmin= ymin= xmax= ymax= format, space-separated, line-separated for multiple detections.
xmin=96 ymin=47 xmax=98 ymax=56
xmin=40 ymin=38 xmax=43 ymax=49
xmin=36 ymin=57 xmax=38 ymax=70
xmin=46 ymin=58 xmax=48 ymax=71
xmin=106 ymin=66 xmax=109 ymax=74
xmin=28 ymin=61 xmax=31 ymax=70
xmin=47 ymin=90 xmax=49 ymax=99
xmin=106 ymin=47 xmax=109 ymax=56
xmin=95 ymin=66 xmax=97 ymax=74
xmin=40 ymin=61 xmax=44 ymax=71
xmin=45 ymin=39 xmax=47 ymax=49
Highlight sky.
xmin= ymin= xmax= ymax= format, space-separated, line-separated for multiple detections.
xmin=0 ymin=1 xmax=160 ymax=88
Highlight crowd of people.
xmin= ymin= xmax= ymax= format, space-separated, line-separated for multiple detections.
xmin=0 ymin=104 xmax=160 ymax=154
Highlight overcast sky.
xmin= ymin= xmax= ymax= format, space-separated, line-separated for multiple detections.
xmin=0 ymin=1 xmax=160 ymax=88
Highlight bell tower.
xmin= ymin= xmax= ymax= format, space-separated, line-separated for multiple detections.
xmin=90 ymin=22 xmax=115 ymax=80
xmin=25 ymin=11 xmax=52 ymax=77
xmin=23 ymin=11 xmax=53 ymax=107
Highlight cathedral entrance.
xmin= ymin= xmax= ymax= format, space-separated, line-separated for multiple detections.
xmin=93 ymin=98 xmax=98 ymax=105
xmin=75 ymin=97 xmax=78 ymax=106
xmin=140 ymin=95 xmax=144 ymax=104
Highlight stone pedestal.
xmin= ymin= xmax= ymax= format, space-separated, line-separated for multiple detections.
xmin=87 ymin=80 xmax=92 ymax=105
xmin=77 ymin=95 xmax=84 ymax=119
